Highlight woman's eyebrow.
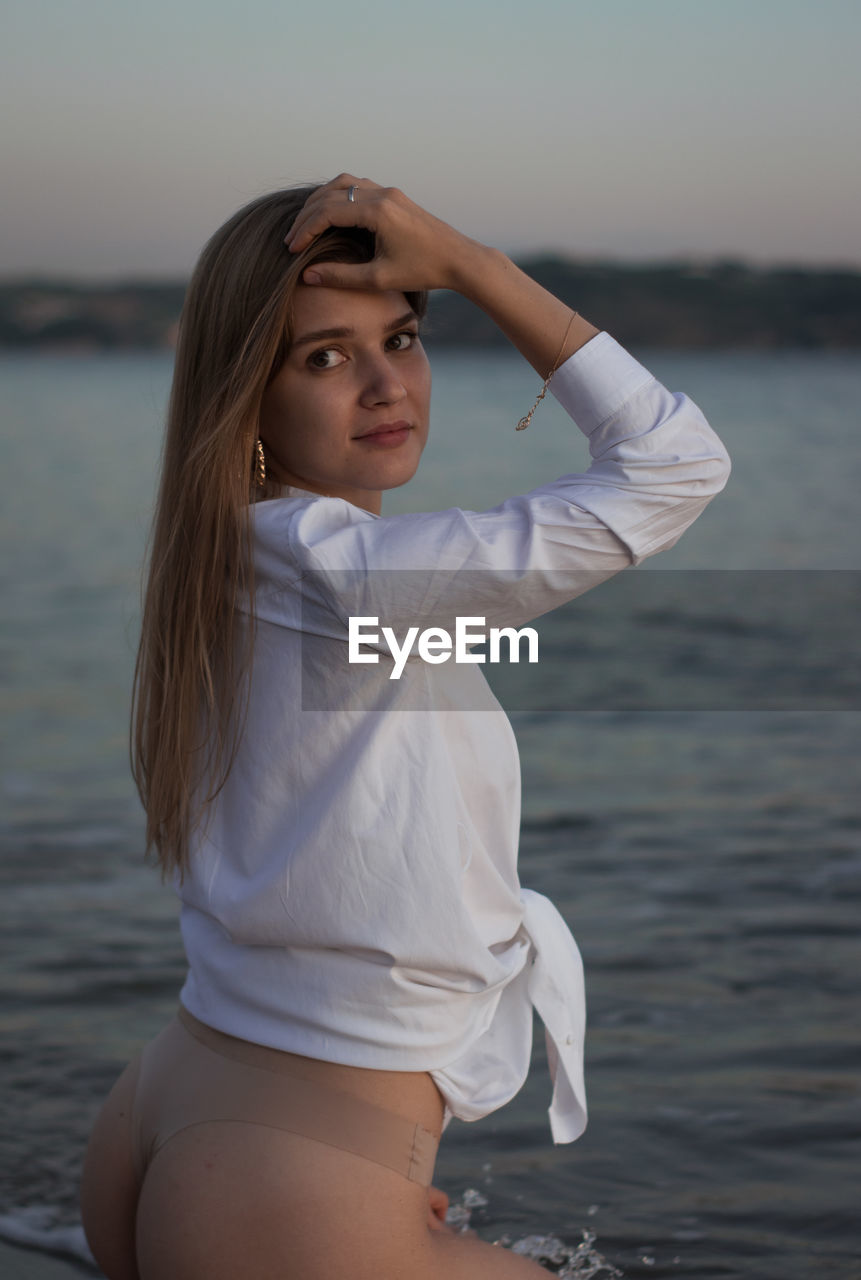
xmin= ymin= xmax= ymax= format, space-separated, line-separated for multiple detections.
xmin=291 ymin=311 xmax=418 ymax=349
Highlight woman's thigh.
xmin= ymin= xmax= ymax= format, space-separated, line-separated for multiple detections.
xmin=135 ymin=1121 xmax=550 ymax=1280
xmin=135 ymin=1119 xmax=430 ymax=1279
xmin=79 ymin=1053 xmax=144 ymax=1280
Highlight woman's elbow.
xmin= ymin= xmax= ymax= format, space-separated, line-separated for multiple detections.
xmin=703 ymin=438 xmax=732 ymax=494
xmin=686 ymin=401 xmax=732 ymax=495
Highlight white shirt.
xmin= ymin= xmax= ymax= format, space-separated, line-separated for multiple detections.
xmin=175 ymin=331 xmax=731 ymax=1144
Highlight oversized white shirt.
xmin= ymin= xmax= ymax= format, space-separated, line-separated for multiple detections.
xmin=175 ymin=331 xmax=731 ymax=1143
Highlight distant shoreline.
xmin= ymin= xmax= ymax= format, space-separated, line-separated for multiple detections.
xmin=2 ymin=257 xmax=860 ymax=351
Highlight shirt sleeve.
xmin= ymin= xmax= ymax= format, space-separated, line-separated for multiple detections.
xmin=252 ymin=331 xmax=731 ymax=635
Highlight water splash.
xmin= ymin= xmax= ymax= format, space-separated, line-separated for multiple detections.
xmin=444 ymin=1186 xmax=490 ymax=1233
xmin=445 ymin=1188 xmax=624 ymax=1277
xmin=0 ymin=1205 xmax=99 ymax=1270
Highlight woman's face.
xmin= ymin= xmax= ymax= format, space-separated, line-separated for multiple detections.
xmin=258 ymin=285 xmax=431 ymax=515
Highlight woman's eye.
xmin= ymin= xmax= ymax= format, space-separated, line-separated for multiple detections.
xmin=308 ymin=347 xmax=346 ymax=370
xmin=387 ymin=330 xmax=419 ymax=351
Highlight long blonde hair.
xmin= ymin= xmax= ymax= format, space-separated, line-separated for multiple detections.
xmin=131 ymin=184 xmax=427 ymax=887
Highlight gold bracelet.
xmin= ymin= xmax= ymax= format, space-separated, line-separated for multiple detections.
xmin=516 ymin=311 xmax=578 ymax=431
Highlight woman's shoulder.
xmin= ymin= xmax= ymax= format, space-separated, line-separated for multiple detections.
xmin=246 ymin=486 xmax=388 ymax=608
xmin=250 ymin=484 xmax=464 ymax=567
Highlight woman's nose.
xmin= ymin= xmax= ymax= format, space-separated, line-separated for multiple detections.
xmin=358 ymin=355 xmax=408 ymax=407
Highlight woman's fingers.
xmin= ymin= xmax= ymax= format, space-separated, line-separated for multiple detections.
xmin=427 ymin=1184 xmax=450 ymax=1223
xmin=301 ymin=260 xmax=380 ymax=290
xmin=284 ymin=175 xmax=381 ymax=251
xmin=283 ymin=175 xmax=472 ymax=293
xmin=282 ymin=174 xmax=353 ymax=246
xmin=286 ymin=190 xmax=379 ymax=253
xmin=286 ymin=173 xmax=365 ymax=230
xmin=425 ymin=1182 xmax=453 ymax=1233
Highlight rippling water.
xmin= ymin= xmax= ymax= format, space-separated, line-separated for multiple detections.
xmin=1 ymin=347 xmax=859 ymax=1277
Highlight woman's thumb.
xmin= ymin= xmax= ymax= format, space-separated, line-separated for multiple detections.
xmin=302 ymin=263 xmax=374 ymax=289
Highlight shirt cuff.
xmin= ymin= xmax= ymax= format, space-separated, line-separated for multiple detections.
xmin=549 ymin=331 xmax=655 ymax=437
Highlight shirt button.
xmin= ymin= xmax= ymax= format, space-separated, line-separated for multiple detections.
xmin=565 ymin=1034 xmax=574 ymax=1045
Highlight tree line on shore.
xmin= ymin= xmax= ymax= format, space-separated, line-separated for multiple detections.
xmin=2 ymin=257 xmax=859 ymax=351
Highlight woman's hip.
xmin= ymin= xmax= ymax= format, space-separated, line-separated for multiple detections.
xmin=131 ymin=1004 xmax=441 ymax=1190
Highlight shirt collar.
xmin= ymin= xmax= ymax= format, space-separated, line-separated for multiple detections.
xmin=280 ymin=483 xmax=324 ymax=502
xmin=278 ymin=483 xmax=381 ymax=519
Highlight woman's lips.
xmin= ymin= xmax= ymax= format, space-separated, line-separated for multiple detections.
xmin=354 ymin=421 xmax=412 ymax=447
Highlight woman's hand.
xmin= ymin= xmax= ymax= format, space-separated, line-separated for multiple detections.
xmin=426 ymin=1183 xmax=453 ymax=1232
xmin=285 ymin=173 xmax=601 ymax=378
xmin=284 ymin=173 xmax=481 ymax=294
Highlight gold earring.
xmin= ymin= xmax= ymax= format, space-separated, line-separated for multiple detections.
xmin=254 ymin=438 xmax=266 ymax=488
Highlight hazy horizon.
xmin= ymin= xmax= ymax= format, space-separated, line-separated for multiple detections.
xmin=4 ymin=0 xmax=859 ymax=279
xmin=3 ymin=249 xmax=861 ymax=290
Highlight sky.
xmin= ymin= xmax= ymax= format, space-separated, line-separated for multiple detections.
xmin=3 ymin=0 xmax=860 ymax=279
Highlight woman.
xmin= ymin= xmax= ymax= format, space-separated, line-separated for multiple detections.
xmin=79 ymin=174 xmax=731 ymax=1279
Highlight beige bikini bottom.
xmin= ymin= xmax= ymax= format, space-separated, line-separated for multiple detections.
xmin=129 ymin=1002 xmax=440 ymax=1188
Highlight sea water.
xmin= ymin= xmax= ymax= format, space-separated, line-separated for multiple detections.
xmin=1 ymin=346 xmax=859 ymax=1277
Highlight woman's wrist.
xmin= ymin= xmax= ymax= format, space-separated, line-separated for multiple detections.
xmin=444 ymin=239 xmax=509 ymax=300
xmin=443 ymin=241 xmax=601 ymax=376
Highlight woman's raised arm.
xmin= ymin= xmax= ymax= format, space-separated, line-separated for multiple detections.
xmin=284 ymin=173 xmax=601 ymax=376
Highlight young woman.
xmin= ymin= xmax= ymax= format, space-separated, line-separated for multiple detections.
xmin=79 ymin=174 xmax=731 ymax=1279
